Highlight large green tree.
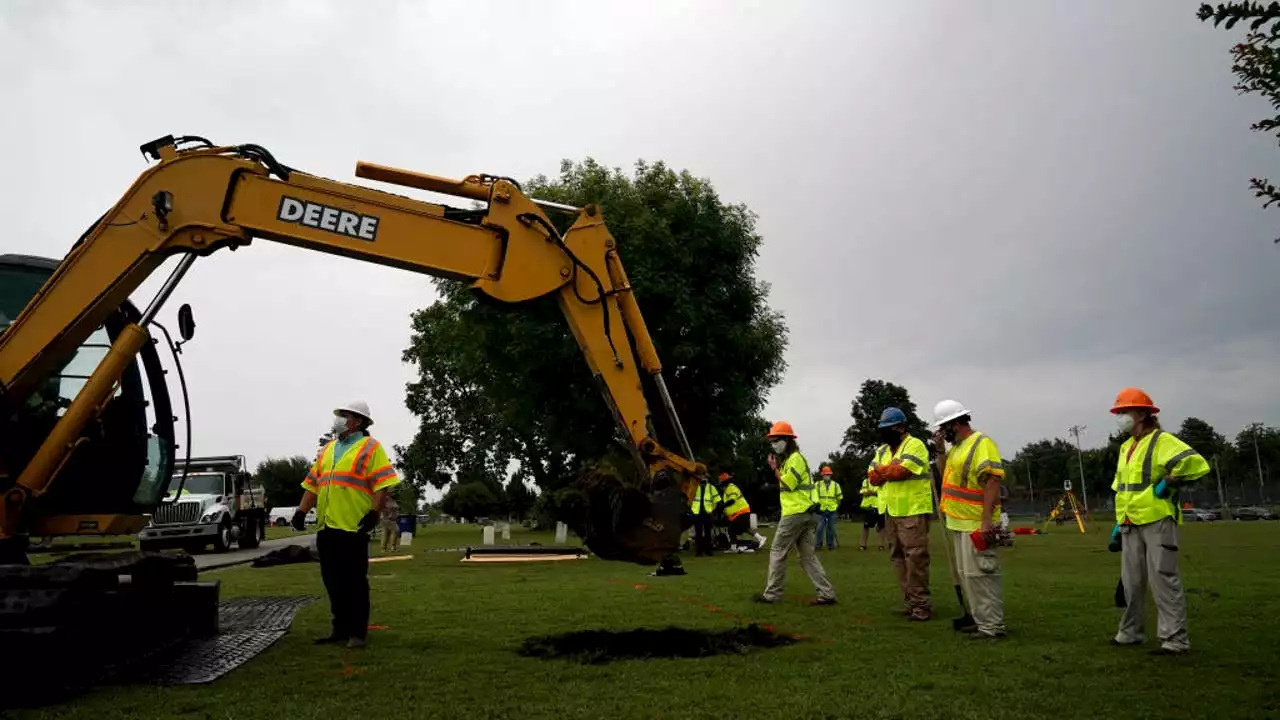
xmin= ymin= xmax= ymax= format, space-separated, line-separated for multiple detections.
xmin=1198 ymin=2 xmax=1280 ymax=240
xmin=397 ymin=158 xmax=787 ymax=496
xmin=254 ymin=456 xmax=311 ymax=510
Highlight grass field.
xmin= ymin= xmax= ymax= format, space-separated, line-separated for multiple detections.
xmin=15 ymin=520 xmax=1280 ymax=720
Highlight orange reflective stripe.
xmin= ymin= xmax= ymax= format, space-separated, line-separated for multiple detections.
xmin=942 ymin=483 xmax=983 ymax=499
xmin=350 ymin=438 xmax=374 ymax=476
xmin=326 ymin=479 xmax=373 ymax=495
xmin=727 ymin=508 xmax=750 ymax=520
xmin=367 ymin=465 xmax=396 ymax=483
xmin=941 ymin=492 xmax=983 ymax=506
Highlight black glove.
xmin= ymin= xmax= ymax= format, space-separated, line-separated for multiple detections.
xmin=358 ymin=510 xmax=379 ymax=535
xmin=291 ymin=510 xmax=306 ymax=532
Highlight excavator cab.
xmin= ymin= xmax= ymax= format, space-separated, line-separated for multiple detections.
xmin=0 ymin=254 xmax=177 ymax=558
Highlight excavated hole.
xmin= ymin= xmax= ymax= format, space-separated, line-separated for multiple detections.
xmin=518 ymin=624 xmax=800 ymax=664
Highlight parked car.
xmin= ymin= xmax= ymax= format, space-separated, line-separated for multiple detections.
xmin=1183 ymin=508 xmax=1217 ymax=522
xmin=1233 ymin=506 xmax=1276 ymax=521
xmin=268 ymin=506 xmax=317 ymax=527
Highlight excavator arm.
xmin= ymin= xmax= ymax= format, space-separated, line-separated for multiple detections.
xmin=0 ymin=136 xmax=702 ymax=564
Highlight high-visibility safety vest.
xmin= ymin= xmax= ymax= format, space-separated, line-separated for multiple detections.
xmin=690 ymin=482 xmax=721 ymax=515
xmin=859 ymin=477 xmax=883 ymax=511
xmin=777 ymin=451 xmax=816 ymax=517
xmin=1113 ymin=429 xmax=1210 ymax=526
xmin=940 ymin=431 xmax=1004 ymax=532
xmin=815 ymin=479 xmax=844 ymax=512
xmin=720 ymin=482 xmax=751 ymax=520
xmin=302 ymin=433 xmax=401 ymax=532
xmin=869 ymin=435 xmax=933 ymax=518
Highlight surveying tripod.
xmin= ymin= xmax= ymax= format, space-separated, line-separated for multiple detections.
xmin=1042 ymin=480 xmax=1087 ymax=534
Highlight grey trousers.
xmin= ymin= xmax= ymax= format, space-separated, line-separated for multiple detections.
xmin=1116 ymin=518 xmax=1189 ymax=651
xmin=952 ymin=530 xmax=1005 ymax=636
xmin=762 ymin=513 xmax=836 ymax=601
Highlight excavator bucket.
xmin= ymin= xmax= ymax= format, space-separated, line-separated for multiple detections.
xmin=574 ymin=470 xmax=690 ymax=565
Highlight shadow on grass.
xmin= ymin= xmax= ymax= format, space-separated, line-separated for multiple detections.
xmin=518 ymin=624 xmax=800 ymax=664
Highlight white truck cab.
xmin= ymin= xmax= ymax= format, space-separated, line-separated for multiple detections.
xmin=138 ymin=455 xmax=267 ymax=553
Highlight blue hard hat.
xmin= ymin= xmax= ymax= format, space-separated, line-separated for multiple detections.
xmin=878 ymin=407 xmax=907 ymax=428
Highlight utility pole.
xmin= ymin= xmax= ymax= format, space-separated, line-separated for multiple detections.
xmin=1025 ymin=460 xmax=1034 ymax=506
xmin=1068 ymin=424 xmax=1089 ymax=513
xmin=1251 ymin=423 xmax=1266 ymax=504
xmin=1214 ymin=454 xmax=1230 ymax=520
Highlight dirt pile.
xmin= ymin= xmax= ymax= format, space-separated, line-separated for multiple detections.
xmin=518 ymin=625 xmax=799 ymax=664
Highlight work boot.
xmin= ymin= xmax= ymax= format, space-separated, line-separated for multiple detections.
xmin=346 ymin=637 xmax=367 ymax=650
xmin=952 ymin=615 xmax=977 ymax=633
xmin=313 ymin=634 xmax=348 ymax=645
xmin=809 ymin=597 xmax=838 ymax=606
xmin=907 ymin=610 xmax=932 ymax=622
xmin=969 ymin=630 xmax=1005 ymax=641
xmin=752 ymin=594 xmax=780 ymax=604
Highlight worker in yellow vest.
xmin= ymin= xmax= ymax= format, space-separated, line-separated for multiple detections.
xmin=295 ymin=400 xmax=401 ymax=650
xmin=1108 ymin=388 xmax=1210 ymax=654
xmin=931 ymin=399 xmax=1006 ymax=639
xmin=689 ymin=475 xmax=722 ymax=557
xmin=718 ymin=472 xmax=768 ymax=551
xmin=814 ymin=466 xmax=844 ymax=550
xmin=857 ymin=473 xmax=886 ymax=552
xmin=756 ymin=421 xmax=837 ymax=605
xmin=867 ymin=407 xmax=934 ymax=621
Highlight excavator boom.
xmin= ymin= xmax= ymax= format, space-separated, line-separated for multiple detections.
xmin=0 ymin=136 xmax=701 ymax=564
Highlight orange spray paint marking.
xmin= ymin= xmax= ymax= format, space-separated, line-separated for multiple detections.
xmin=367 ymin=625 xmax=391 ymax=631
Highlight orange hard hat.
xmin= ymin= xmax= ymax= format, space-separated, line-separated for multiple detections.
xmin=821 ymin=466 xmax=833 ymax=476
xmin=766 ymin=421 xmax=796 ymax=438
xmin=1110 ymin=387 xmax=1159 ymax=414
xmin=718 ymin=472 xmax=731 ymax=481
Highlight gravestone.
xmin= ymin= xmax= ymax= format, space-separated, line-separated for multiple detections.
xmin=555 ymin=522 xmax=567 ymax=544
xmin=483 ymin=526 xmax=495 ymax=545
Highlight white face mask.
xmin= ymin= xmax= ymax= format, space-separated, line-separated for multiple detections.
xmin=331 ymin=414 xmax=350 ymax=436
xmin=771 ymin=439 xmax=787 ymax=454
xmin=1115 ymin=413 xmax=1136 ymax=434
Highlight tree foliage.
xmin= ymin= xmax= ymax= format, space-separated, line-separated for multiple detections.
xmin=834 ymin=379 xmax=931 ymax=466
xmin=254 ymin=456 xmax=311 ymax=510
xmin=439 ymin=482 xmax=502 ymax=522
xmin=397 ymin=158 xmax=788 ymax=496
xmin=1198 ymin=2 xmax=1280 ymax=241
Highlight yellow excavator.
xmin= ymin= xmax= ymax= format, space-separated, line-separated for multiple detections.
xmin=0 ymin=135 xmax=703 ymax=696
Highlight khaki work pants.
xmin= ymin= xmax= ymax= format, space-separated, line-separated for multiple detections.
xmin=886 ymin=514 xmax=932 ymax=617
xmin=952 ymin=530 xmax=1005 ymax=636
xmin=762 ymin=513 xmax=836 ymax=602
xmin=1116 ymin=518 xmax=1189 ymax=651
xmin=380 ymin=519 xmax=399 ymax=552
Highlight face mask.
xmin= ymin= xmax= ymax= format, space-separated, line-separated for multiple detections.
xmin=1115 ymin=413 xmax=1136 ymax=434
xmin=771 ymin=439 xmax=787 ymax=454
xmin=331 ymin=415 xmax=349 ymax=436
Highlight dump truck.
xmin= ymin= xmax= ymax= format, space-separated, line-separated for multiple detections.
xmin=137 ymin=455 xmax=267 ymax=552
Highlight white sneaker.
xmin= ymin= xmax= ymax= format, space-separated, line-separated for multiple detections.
xmin=755 ymin=533 xmax=768 ymax=547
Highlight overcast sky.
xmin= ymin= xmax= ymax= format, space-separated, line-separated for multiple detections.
xmin=3 ymin=1 xmax=1277 ymax=493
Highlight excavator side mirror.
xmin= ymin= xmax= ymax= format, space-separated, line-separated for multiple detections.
xmin=177 ymin=304 xmax=196 ymax=342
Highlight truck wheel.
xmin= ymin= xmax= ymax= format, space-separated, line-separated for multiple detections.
xmin=274 ymin=517 xmax=288 ymax=527
xmin=212 ymin=519 xmax=233 ymax=553
xmin=239 ymin=516 xmax=261 ymax=549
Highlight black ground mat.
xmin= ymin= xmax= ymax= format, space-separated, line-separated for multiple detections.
xmin=120 ymin=595 xmax=318 ymax=685
xmin=518 ymin=624 xmax=800 ymax=664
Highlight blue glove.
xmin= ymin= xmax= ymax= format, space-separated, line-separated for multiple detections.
xmin=1153 ymin=479 xmax=1172 ymax=499
xmin=1108 ymin=525 xmax=1122 ymax=553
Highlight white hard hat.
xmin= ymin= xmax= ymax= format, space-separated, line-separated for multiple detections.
xmin=334 ymin=400 xmax=373 ymax=426
xmin=932 ymin=399 xmax=971 ymax=429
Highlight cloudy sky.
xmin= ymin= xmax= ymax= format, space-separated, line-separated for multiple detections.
xmin=3 ymin=0 xmax=1277 ymax=492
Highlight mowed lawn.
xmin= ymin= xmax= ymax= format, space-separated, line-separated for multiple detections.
xmin=16 ymin=520 xmax=1280 ymax=720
